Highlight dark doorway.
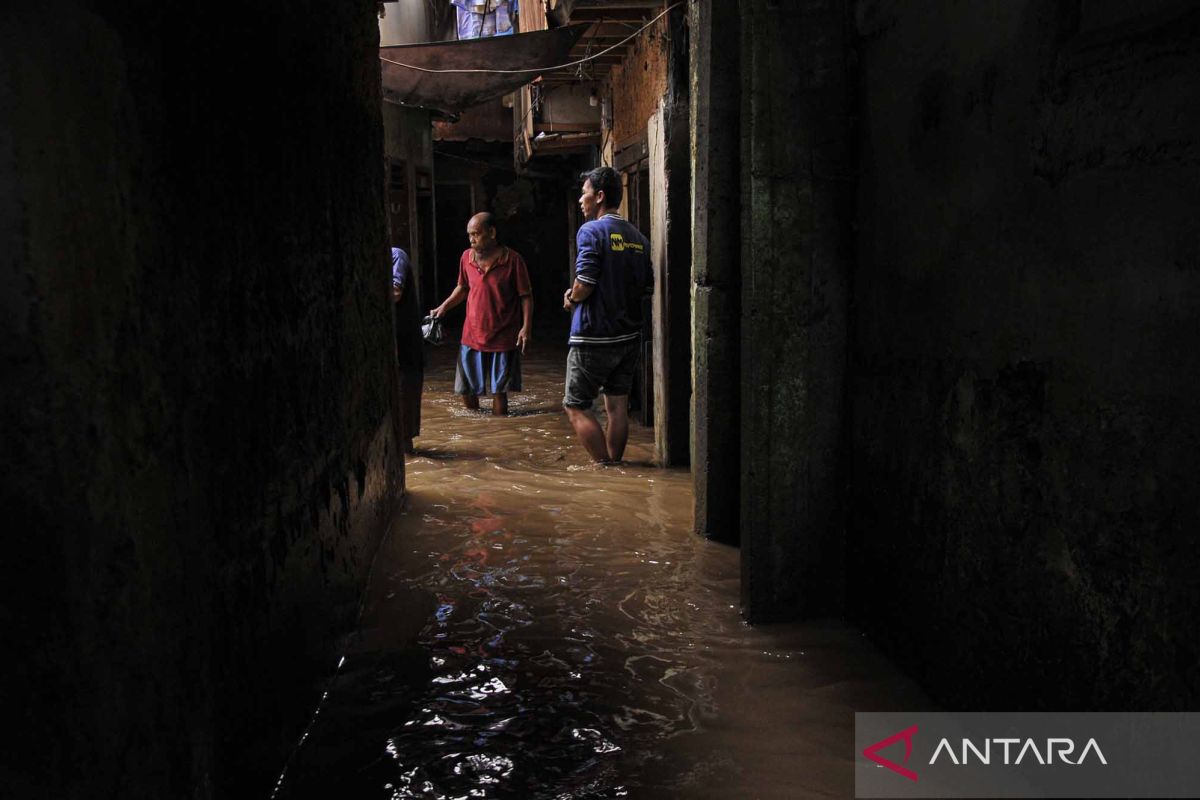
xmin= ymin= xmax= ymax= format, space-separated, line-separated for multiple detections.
xmin=625 ymin=164 xmax=654 ymax=427
xmin=388 ymin=160 xmax=411 ymax=253
xmin=434 ymin=183 xmax=473 ymax=307
xmin=416 ymin=171 xmax=436 ymax=309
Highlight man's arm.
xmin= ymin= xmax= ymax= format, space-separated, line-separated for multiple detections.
xmin=517 ymin=295 xmax=533 ymax=352
xmin=562 ymin=279 xmax=596 ymax=310
xmin=565 ymin=225 xmax=601 ymax=310
xmin=433 ymin=283 xmax=468 ymax=318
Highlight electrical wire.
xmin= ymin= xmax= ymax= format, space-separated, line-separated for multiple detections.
xmin=379 ymin=2 xmax=681 ymax=75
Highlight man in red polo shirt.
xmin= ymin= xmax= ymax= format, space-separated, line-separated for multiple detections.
xmin=430 ymin=212 xmax=533 ymax=416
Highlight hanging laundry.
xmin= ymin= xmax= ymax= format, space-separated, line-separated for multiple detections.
xmin=451 ymin=0 xmax=517 ymax=39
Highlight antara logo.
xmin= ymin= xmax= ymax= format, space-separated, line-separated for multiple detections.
xmin=863 ymin=725 xmax=920 ymax=781
xmin=929 ymin=737 xmax=1108 ymax=766
xmin=864 ymin=725 xmax=1109 ymax=782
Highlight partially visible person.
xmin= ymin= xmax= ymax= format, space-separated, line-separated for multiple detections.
xmin=451 ymin=0 xmax=515 ymax=39
xmin=430 ymin=212 xmax=532 ymax=417
xmin=392 ymin=246 xmax=425 ymax=454
xmin=562 ymin=166 xmax=653 ymax=463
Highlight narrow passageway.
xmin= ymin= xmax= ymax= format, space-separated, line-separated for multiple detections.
xmin=276 ymin=342 xmax=928 ymax=799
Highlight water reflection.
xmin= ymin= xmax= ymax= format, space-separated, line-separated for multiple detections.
xmin=276 ymin=341 xmax=928 ymax=799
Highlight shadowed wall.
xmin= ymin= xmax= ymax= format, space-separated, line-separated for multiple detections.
xmin=0 ymin=1 xmax=401 ymax=795
xmin=739 ymin=0 xmax=854 ymax=620
xmin=850 ymin=0 xmax=1200 ymax=708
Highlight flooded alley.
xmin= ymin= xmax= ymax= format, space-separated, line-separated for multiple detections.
xmin=10 ymin=1 xmax=1199 ymax=796
xmin=275 ymin=344 xmax=927 ymax=799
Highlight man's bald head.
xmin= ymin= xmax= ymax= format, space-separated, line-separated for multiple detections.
xmin=467 ymin=212 xmax=498 ymax=254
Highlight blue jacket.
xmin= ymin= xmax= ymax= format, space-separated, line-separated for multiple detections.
xmin=569 ymin=214 xmax=653 ymax=346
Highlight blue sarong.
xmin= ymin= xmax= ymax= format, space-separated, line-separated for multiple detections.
xmin=454 ymin=346 xmax=522 ymax=396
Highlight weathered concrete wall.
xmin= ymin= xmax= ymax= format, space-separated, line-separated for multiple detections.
xmin=690 ymin=0 xmax=740 ymax=542
xmin=652 ymin=7 xmax=692 ymax=468
xmin=0 ymin=1 xmax=401 ymax=796
xmin=379 ymin=0 xmax=430 ymax=46
xmin=851 ymin=0 xmax=1200 ymax=708
xmin=606 ymin=16 xmax=669 ymax=146
xmin=539 ymin=83 xmax=602 ymax=130
xmin=434 ymin=96 xmax=513 ymax=142
xmin=739 ymin=0 xmax=853 ymax=619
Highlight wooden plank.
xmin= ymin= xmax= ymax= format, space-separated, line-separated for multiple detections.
xmin=582 ymin=22 xmax=649 ymax=36
xmin=648 ymin=104 xmax=669 ymax=466
xmin=519 ymin=0 xmax=548 ymax=32
xmin=565 ymin=53 xmax=627 ymax=63
xmin=572 ymin=0 xmax=663 ymax=9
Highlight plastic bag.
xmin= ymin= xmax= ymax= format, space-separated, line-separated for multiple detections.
xmin=421 ymin=315 xmax=444 ymax=345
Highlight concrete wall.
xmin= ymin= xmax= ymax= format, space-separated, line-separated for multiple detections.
xmin=606 ymin=16 xmax=669 ymax=146
xmin=657 ymin=8 xmax=693 ymax=468
xmin=540 ymin=83 xmax=602 ymax=131
xmin=689 ymin=0 xmax=740 ymax=543
xmin=434 ymin=96 xmax=513 ymax=142
xmin=608 ymin=8 xmax=691 ymax=467
xmin=850 ymin=0 xmax=1200 ymax=707
xmin=0 ymin=1 xmax=400 ymax=796
xmin=379 ymin=0 xmax=430 ymax=46
xmin=739 ymin=0 xmax=854 ymax=619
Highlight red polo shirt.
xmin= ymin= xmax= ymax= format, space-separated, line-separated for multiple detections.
xmin=457 ymin=246 xmax=532 ymax=352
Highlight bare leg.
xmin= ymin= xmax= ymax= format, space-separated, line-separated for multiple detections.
xmin=564 ymin=405 xmax=610 ymax=463
xmin=463 ymin=394 xmax=479 ymax=410
xmin=602 ymin=394 xmax=630 ymax=462
xmin=492 ymin=392 xmax=508 ymax=416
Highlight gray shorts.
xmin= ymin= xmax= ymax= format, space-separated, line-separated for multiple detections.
xmin=563 ymin=341 xmax=641 ymax=409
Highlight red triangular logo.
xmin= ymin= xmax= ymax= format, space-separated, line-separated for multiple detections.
xmin=863 ymin=724 xmax=919 ymax=781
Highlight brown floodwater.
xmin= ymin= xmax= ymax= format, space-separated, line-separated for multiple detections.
xmin=274 ymin=338 xmax=929 ymax=799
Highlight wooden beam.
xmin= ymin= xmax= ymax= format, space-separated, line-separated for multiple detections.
xmin=566 ymin=53 xmax=627 ymax=63
xmin=582 ymin=22 xmax=648 ymax=36
xmin=571 ymin=0 xmax=661 ymax=8
xmin=569 ymin=10 xmax=655 ymax=22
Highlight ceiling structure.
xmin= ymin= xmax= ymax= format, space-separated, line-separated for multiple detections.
xmin=541 ymin=0 xmax=666 ymax=88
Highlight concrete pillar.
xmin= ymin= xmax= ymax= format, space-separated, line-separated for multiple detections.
xmin=651 ymin=5 xmax=693 ymax=467
xmin=689 ymin=0 xmax=741 ymax=542
xmin=739 ymin=0 xmax=853 ymax=620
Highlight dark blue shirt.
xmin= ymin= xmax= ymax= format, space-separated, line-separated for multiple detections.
xmin=392 ymin=248 xmax=424 ymax=369
xmin=569 ymin=213 xmax=652 ymax=346
xmin=391 ymin=247 xmax=411 ymax=289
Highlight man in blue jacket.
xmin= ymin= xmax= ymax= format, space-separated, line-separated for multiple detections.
xmin=562 ymin=166 xmax=653 ymax=463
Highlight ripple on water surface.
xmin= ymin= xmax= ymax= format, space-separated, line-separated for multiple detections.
xmin=275 ymin=344 xmax=928 ymax=800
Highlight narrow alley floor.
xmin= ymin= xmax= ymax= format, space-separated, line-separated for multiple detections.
xmin=275 ymin=339 xmax=930 ymax=799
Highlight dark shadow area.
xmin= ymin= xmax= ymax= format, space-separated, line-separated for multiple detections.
xmin=1 ymin=3 xmax=401 ymax=796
